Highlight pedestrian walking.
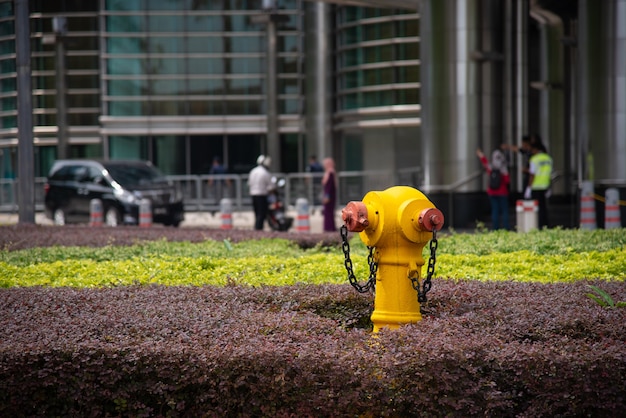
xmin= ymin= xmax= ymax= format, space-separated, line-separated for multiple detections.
xmin=248 ymin=155 xmax=272 ymax=230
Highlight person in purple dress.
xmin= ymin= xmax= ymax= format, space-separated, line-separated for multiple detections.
xmin=321 ymin=157 xmax=337 ymax=232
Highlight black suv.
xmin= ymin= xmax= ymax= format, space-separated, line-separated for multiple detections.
xmin=44 ymin=159 xmax=185 ymax=227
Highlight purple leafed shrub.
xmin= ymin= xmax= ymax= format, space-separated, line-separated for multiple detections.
xmin=1 ymin=281 xmax=625 ymax=417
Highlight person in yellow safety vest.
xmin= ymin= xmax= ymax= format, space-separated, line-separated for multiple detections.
xmin=524 ymin=142 xmax=553 ymax=228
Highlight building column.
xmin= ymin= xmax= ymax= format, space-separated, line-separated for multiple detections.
xmin=578 ymin=0 xmax=626 ymax=182
xmin=305 ymin=1 xmax=333 ymax=164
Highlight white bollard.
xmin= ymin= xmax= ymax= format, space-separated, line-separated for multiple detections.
xmin=89 ymin=199 xmax=103 ymax=227
xmin=580 ymin=181 xmax=597 ymax=230
xmin=295 ymin=198 xmax=310 ymax=233
xmin=220 ymin=198 xmax=233 ymax=230
xmin=139 ymin=198 xmax=152 ymax=227
xmin=604 ymin=188 xmax=621 ymax=229
xmin=516 ymin=199 xmax=538 ymax=233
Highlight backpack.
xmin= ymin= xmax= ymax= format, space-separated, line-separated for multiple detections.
xmin=489 ymin=169 xmax=502 ymax=189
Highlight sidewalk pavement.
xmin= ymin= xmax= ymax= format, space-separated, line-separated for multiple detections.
xmin=0 ymin=208 xmax=342 ymax=234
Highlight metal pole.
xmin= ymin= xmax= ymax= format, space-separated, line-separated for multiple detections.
xmin=53 ymin=16 xmax=68 ymax=160
xmin=266 ymin=14 xmax=279 ymax=171
xmin=15 ymin=0 xmax=35 ymax=224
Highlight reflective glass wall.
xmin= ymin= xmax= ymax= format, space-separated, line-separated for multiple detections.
xmin=101 ymin=0 xmax=305 ymax=174
xmin=0 ymin=0 xmax=101 ymax=178
xmin=334 ymin=7 xmax=420 ymax=173
xmin=335 ymin=7 xmax=419 ymax=111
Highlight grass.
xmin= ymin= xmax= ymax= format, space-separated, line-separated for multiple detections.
xmin=1 ymin=228 xmax=625 ymax=288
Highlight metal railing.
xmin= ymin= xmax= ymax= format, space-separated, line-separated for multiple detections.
xmin=0 ymin=169 xmax=423 ymax=214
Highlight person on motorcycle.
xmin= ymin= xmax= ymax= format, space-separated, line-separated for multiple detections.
xmin=248 ymin=155 xmax=272 ymax=230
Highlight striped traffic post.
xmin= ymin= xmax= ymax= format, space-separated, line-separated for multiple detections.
xmin=295 ymin=198 xmax=310 ymax=233
xmin=604 ymin=188 xmax=621 ymax=229
xmin=579 ymin=181 xmax=596 ymax=230
xmin=139 ymin=198 xmax=152 ymax=227
xmin=516 ymin=199 xmax=538 ymax=233
xmin=220 ymin=198 xmax=233 ymax=230
xmin=89 ymin=199 xmax=103 ymax=227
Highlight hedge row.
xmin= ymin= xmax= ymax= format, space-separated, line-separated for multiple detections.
xmin=1 ymin=280 xmax=624 ymax=417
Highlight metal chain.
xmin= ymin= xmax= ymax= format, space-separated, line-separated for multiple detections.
xmin=408 ymin=230 xmax=439 ymax=303
xmin=340 ymin=225 xmax=377 ymax=294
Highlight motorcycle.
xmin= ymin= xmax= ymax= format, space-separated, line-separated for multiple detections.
xmin=267 ymin=177 xmax=293 ymax=232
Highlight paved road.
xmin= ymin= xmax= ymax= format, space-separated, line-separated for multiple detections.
xmin=0 ymin=208 xmax=340 ymax=234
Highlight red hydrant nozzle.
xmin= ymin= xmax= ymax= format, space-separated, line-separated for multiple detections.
xmin=418 ymin=207 xmax=444 ymax=232
xmin=342 ymin=201 xmax=370 ymax=232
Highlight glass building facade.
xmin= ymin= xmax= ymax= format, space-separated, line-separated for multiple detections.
xmin=0 ymin=0 xmax=420 ymax=179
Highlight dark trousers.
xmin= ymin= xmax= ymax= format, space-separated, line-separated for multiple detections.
xmin=531 ymin=190 xmax=549 ymax=228
xmin=489 ymin=195 xmax=510 ymax=230
xmin=252 ymin=195 xmax=268 ymax=230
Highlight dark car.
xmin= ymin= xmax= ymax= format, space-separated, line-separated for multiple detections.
xmin=44 ymin=159 xmax=185 ymax=227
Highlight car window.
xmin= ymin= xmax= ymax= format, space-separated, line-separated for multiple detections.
xmin=50 ymin=165 xmax=88 ymax=182
xmin=105 ymin=164 xmax=166 ymax=188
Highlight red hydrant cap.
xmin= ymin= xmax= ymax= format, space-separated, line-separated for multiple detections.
xmin=418 ymin=207 xmax=444 ymax=231
xmin=342 ymin=201 xmax=370 ymax=232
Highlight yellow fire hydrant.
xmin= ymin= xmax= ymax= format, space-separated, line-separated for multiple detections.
xmin=341 ymin=186 xmax=444 ymax=333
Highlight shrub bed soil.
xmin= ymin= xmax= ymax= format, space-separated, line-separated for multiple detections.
xmin=0 ymin=225 xmax=625 ymax=417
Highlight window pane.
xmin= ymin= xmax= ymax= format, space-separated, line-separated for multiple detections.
xmin=67 ymin=55 xmax=99 ymax=70
xmin=151 ymin=57 xmax=185 ymax=75
xmin=1 ymin=115 xmax=17 ymax=129
xmin=107 ymin=15 xmax=145 ymax=33
xmin=398 ymin=65 xmax=419 ymax=83
xmin=109 ymin=136 xmax=147 ymax=160
xmin=148 ymin=15 xmax=183 ymax=32
xmin=0 ymin=39 xmax=14 ymax=55
xmin=107 ymin=36 xmax=145 ymax=54
xmin=279 ymin=35 xmax=299 ymax=53
xmin=68 ymin=93 xmax=100 ymax=108
xmin=1 ymin=77 xmax=16 ymax=92
xmin=229 ymin=57 xmax=261 ymax=74
xmin=152 ymin=79 xmax=185 ymax=95
xmin=187 ymin=36 xmax=224 ymax=53
xmin=67 ymin=74 xmax=99 ymax=89
xmin=279 ymin=77 xmax=299 ymax=95
xmin=1 ymin=97 xmax=16 ymax=111
xmin=278 ymin=56 xmax=298 ymax=73
xmin=228 ymin=14 xmax=253 ymax=32
xmin=151 ymin=99 xmax=185 ymax=115
xmin=64 ymin=33 xmax=98 ymax=54
xmin=188 ymin=57 xmax=224 ymax=74
xmin=108 ymin=79 xmax=147 ymax=96
xmin=106 ymin=0 xmax=142 ymax=12
xmin=189 ymin=78 xmax=224 ymax=95
xmin=280 ymin=98 xmax=299 ymax=114
xmin=149 ymin=37 xmax=184 ymax=53
xmin=188 ymin=99 xmax=223 ymax=115
xmin=397 ymin=42 xmax=419 ymax=60
xmin=109 ymin=100 xmax=146 ymax=116
xmin=67 ymin=16 xmax=98 ymax=32
xmin=227 ymin=77 xmax=262 ymax=95
xmin=186 ymin=14 xmax=224 ymax=32
xmin=68 ymin=113 xmax=99 ymax=125
xmin=225 ymin=100 xmax=261 ymax=115
xmin=154 ymin=136 xmax=184 ymax=174
xmin=108 ymin=58 xmax=146 ymax=75
xmin=229 ymin=36 xmax=262 ymax=53
xmin=147 ymin=0 xmax=183 ymax=11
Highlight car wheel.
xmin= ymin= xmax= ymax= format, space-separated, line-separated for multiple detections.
xmin=104 ymin=207 xmax=120 ymax=227
xmin=53 ymin=208 xmax=66 ymax=225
